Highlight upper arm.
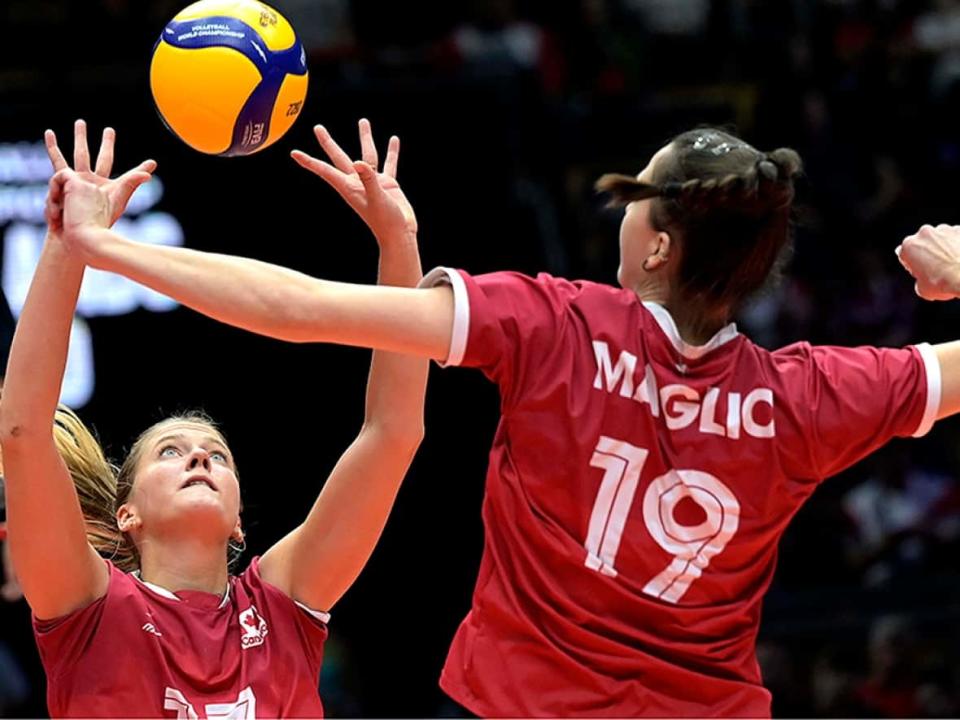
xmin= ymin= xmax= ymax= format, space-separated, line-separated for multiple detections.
xmin=2 ymin=432 xmax=109 ymax=619
xmin=258 ymin=426 xmax=419 ymax=611
xmin=424 ymin=269 xmax=575 ymax=403
xmin=796 ymin=344 xmax=937 ymax=479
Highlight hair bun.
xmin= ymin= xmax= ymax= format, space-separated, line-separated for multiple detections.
xmin=766 ymin=148 xmax=803 ymax=181
xmin=756 ymin=158 xmax=779 ymax=182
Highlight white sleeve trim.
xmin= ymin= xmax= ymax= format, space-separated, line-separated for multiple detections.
xmin=295 ymin=600 xmax=330 ymax=625
xmin=913 ymin=342 xmax=941 ymax=438
xmin=419 ymin=266 xmax=470 ymax=367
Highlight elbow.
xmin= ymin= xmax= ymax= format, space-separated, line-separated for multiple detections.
xmin=268 ymin=285 xmax=337 ymax=344
xmin=0 ymin=407 xmax=32 ymax=451
xmin=270 ymin=311 xmax=332 ymax=345
xmin=363 ymin=420 xmax=425 ymax=455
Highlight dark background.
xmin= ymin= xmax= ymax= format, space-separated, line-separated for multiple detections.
xmin=2 ymin=0 xmax=960 ymax=716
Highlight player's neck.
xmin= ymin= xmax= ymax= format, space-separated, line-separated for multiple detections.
xmin=633 ymin=281 xmax=731 ymax=346
xmin=137 ymin=539 xmax=230 ymax=597
xmin=631 ymin=274 xmax=670 ymax=309
xmin=664 ymin=298 xmax=731 ymax=346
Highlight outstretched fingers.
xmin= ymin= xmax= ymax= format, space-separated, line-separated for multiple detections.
xmin=353 ymin=161 xmax=386 ymax=202
xmin=358 ymin=118 xmax=378 ymax=170
xmin=383 ymin=135 xmax=400 ymax=178
xmin=313 ymin=125 xmax=355 ymax=174
xmin=291 ymin=150 xmax=356 ymax=202
xmin=73 ymin=119 xmax=91 ymax=173
xmin=44 ymin=130 xmax=69 ymax=172
xmin=292 ymin=150 xmax=340 ymax=184
xmin=108 ymin=161 xmax=157 ymax=220
xmin=94 ymin=127 xmax=116 ymax=178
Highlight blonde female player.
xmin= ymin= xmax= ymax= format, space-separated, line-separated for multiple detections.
xmin=52 ymin=124 xmax=960 ymax=717
xmin=1 ymin=119 xmax=427 ymax=718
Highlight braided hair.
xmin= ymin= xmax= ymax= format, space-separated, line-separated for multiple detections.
xmin=596 ymin=128 xmax=803 ymax=324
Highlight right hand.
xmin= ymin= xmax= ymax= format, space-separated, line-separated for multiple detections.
xmin=44 ymin=119 xmax=156 ymax=238
xmin=896 ymin=224 xmax=960 ymax=301
xmin=291 ymin=119 xmax=418 ymax=246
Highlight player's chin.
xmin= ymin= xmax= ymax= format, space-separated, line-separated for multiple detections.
xmin=172 ymin=495 xmax=238 ymax=527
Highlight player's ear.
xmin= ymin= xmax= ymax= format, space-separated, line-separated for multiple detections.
xmin=643 ymin=232 xmax=673 ymax=272
xmin=116 ymin=504 xmax=140 ymax=533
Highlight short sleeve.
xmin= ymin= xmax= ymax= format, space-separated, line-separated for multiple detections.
xmin=242 ymin=557 xmax=329 ymax=668
xmin=420 ymin=268 xmax=579 ymax=407
xmin=795 ymin=343 xmax=940 ymax=479
xmin=33 ymin=559 xmax=117 ymax=679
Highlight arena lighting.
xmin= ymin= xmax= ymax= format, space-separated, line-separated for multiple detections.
xmin=0 ymin=140 xmax=185 ymax=407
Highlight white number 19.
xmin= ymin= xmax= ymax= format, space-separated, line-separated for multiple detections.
xmin=584 ymin=435 xmax=741 ymax=603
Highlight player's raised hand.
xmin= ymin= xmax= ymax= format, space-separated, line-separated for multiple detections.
xmin=291 ymin=118 xmax=417 ymax=245
xmin=896 ymin=224 xmax=960 ymax=301
xmin=43 ymin=120 xmax=157 ymax=234
xmin=50 ymin=166 xmax=152 ymax=264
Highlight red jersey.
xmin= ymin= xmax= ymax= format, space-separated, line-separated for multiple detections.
xmin=34 ymin=556 xmax=328 ymax=718
xmin=422 ymin=269 xmax=940 ymax=718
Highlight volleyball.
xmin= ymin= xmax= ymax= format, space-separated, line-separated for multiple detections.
xmin=150 ymin=0 xmax=308 ymax=156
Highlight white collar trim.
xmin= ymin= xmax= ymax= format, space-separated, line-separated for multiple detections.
xmin=642 ymin=301 xmax=739 ymax=359
xmin=132 ymin=571 xmax=231 ymax=609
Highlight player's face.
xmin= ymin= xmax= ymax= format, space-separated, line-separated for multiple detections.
xmin=618 ymin=144 xmax=672 ymax=289
xmin=124 ymin=422 xmax=242 ymax=544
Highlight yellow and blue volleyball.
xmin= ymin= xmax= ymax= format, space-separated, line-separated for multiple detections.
xmin=150 ymin=0 xmax=308 ymax=156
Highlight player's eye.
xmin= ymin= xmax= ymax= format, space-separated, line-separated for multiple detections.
xmin=210 ymin=450 xmax=228 ymax=463
xmin=159 ymin=445 xmax=181 ymax=458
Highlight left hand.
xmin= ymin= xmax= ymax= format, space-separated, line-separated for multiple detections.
xmin=44 ymin=119 xmax=157 ymax=236
xmin=291 ymin=118 xmax=418 ymax=245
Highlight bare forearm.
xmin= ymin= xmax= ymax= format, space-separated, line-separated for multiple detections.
xmin=92 ymin=228 xmax=334 ymax=341
xmin=0 ymin=235 xmax=109 ymax=618
xmin=263 ymin=426 xmax=419 ymax=610
xmin=364 ymin=238 xmax=428 ymax=434
xmin=1 ymin=236 xmax=83 ymax=436
xmin=377 ymin=235 xmax=422 ymax=289
xmin=88 ymin=228 xmax=452 ymax=358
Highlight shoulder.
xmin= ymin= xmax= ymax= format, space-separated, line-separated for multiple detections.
xmin=34 ymin=561 xmax=138 ymax=650
xmin=233 ymin=557 xmax=325 ymax=617
xmin=430 ymin=267 xmax=628 ymax=310
xmin=234 ymin=557 xmax=331 ymax=633
xmin=769 ymin=341 xmax=919 ymax=370
xmin=531 ymin=272 xmax=625 ymax=301
xmin=463 ymin=269 xmax=620 ymax=299
xmin=768 ymin=340 xmax=814 ymax=365
xmin=492 ymin=272 xmax=632 ymax=316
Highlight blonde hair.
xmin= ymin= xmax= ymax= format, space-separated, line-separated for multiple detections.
xmin=52 ymin=405 xmax=138 ymax=571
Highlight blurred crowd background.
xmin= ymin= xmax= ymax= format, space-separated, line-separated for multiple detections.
xmin=2 ymin=0 xmax=960 ymax=716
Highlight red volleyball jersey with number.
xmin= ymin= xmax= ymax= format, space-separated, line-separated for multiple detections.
xmin=421 ymin=268 xmax=940 ymax=718
xmin=33 ymin=556 xmax=328 ymax=718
